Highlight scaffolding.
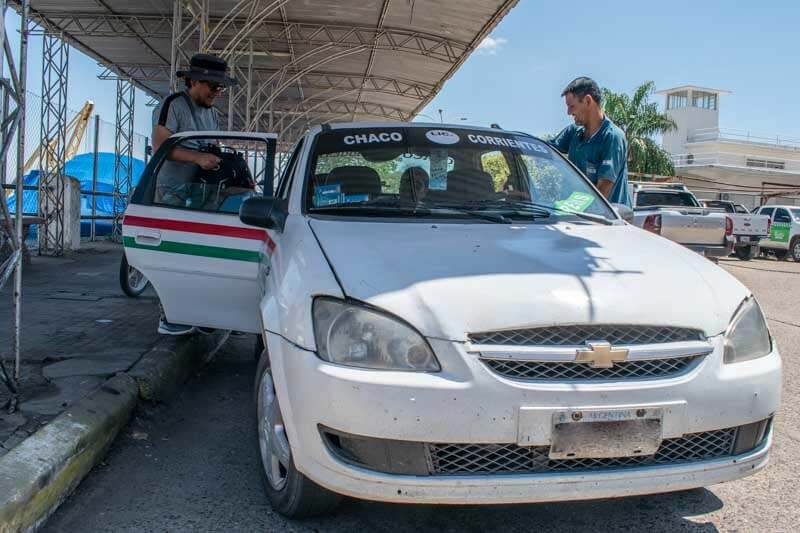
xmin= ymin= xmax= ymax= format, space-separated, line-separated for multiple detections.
xmin=37 ymin=31 xmax=68 ymax=256
xmin=112 ymin=79 xmax=135 ymax=240
xmin=0 ymin=0 xmax=27 ymax=408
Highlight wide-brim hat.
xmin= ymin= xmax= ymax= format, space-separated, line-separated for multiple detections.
xmin=177 ymin=53 xmax=237 ymax=86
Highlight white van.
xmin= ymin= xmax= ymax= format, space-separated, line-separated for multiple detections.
xmin=124 ymin=123 xmax=781 ymax=517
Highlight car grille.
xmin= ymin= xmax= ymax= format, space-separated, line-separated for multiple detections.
xmin=482 ymin=355 xmax=703 ymax=381
xmin=428 ymin=427 xmax=737 ymax=475
xmin=469 ymin=325 xmax=705 ymax=347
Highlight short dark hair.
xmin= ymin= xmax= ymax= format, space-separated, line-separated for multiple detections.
xmin=561 ymin=77 xmax=602 ymax=105
xmin=184 ymin=77 xmax=192 ymax=89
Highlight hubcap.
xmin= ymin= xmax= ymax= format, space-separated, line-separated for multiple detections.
xmin=794 ymin=242 xmax=800 ymax=259
xmin=257 ymin=372 xmax=291 ymax=490
xmin=127 ymin=266 xmax=148 ymax=292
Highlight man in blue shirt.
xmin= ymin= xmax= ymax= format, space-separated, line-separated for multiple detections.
xmin=551 ymin=77 xmax=632 ymax=207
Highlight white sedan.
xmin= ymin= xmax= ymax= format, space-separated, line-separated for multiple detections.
xmin=124 ymin=123 xmax=781 ymax=518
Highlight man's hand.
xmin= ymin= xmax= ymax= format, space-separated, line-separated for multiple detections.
xmin=597 ymin=179 xmax=613 ymax=199
xmin=194 ymin=152 xmax=221 ymax=170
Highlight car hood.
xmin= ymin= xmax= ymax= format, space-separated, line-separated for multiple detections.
xmin=309 ymin=219 xmax=748 ymax=341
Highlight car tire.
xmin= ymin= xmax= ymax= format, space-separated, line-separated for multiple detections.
xmin=253 ymin=348 xmax=342 ymax=519
xmin=790 ymin=237 xmax=800 ymax=262
xmin=734 ymin=246 xmax=754 ymax=261
xmin=119 ymin=253 xmax=150 ymax=297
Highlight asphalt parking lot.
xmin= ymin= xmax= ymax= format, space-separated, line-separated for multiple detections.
xmin=43 ymin=256 xmax=799 ymax=533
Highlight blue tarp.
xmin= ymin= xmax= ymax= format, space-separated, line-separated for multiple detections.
xmin=6 ymin=152 xmax=145 ymax=237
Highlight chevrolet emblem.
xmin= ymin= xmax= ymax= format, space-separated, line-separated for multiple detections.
xmin=575 ymin=342 xmax=629 ymax=368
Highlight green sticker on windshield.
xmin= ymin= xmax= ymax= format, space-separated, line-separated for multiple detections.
xmin=554 ymin=192 xmax=595 ymax=213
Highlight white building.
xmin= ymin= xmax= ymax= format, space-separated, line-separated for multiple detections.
xmin=656 ymin=85 xmax=800 ymax=208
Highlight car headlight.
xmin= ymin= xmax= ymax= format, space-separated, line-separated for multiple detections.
xmin=312 ymin=298 xmax=440 ymax=371
xmin=724 ymin=297 xmax=772 ymax=364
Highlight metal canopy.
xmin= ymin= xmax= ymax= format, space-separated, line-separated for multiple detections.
xmin=16 ymin=0 xmax=519 ymax=146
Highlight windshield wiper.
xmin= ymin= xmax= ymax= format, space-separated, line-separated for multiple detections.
xmin=312 ymin=200 xmax=512 ymax=223
xmin=491 ymin=199 xmax=615 ymax=226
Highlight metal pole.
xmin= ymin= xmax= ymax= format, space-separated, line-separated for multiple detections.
xmin=14 ymin=0 xmax=29 ymax=381
xmin=91 ymin=114 xmax=99 ymax=241
xmin=170 ymin=0 xmax=182 ymax=93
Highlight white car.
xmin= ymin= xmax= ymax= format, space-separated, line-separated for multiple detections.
xmin=753 ymin=205 xmax=800 ymax=261
xmin=124 ymin=124 xmax=781 ymax=518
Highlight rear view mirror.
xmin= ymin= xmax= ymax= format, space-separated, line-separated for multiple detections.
xmin=612 ymin=203 xmax=634 ymax=223
xmin=240 ymin=196 xmax=282 ymax=229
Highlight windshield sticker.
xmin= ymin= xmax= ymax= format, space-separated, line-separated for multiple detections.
xmin=343 ymin=132 xmax=402 ymax=145
xmin=466 ymin=133 xmax=551 ymax=157
xmin=429 ymin=149 xmax=449 ymax=190
xmin=342 ymin=194 xmax=369 ymax=205
xmin=314 ymin=184 xmax=342 ymax=207
xmin=426 ymin=130 xmax=460 ymax=145
xmin=554 ymin=191 xmax=595 ymax=213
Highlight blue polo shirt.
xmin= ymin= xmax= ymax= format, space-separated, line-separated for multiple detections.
xmin=551 ymin=117 xmax=631 ymax=207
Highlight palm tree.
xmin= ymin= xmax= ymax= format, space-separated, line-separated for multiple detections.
xmin=602 ymin=81 xmax=677 ymax=176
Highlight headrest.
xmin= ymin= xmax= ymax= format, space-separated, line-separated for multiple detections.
xmin=400 ymin=167 xmax=430 ymax=200
xmin=324 ymin=166 xmax=381 ymax=195
xmin=445 ymin=168 xmax=494 ymax=200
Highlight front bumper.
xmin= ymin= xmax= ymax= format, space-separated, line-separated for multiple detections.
xmin=266 ymin=332 xmax=781 ymax=504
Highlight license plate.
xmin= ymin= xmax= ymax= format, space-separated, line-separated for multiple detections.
xmin=740 ymin=236 xmax=752 ymax=242
xmin=549 ymin=408 xmax=663 ymax=460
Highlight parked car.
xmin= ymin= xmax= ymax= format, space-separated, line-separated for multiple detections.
xmin=700 ymin=200 xmax=771 ymax=260
xmin=753 ymin=205 xmax=800 ymax=261
xmin=124 ymin=124 xmax=781 ymax=518
xmin=630 ymin=183 xmax=732 ymax=259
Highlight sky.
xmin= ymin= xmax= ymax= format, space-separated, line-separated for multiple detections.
xmin=3 ymin=1 xmax=800 ymax=143
xmin=420 ymin=0 xmax=800 ymax=141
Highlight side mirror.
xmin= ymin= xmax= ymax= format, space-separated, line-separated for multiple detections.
xmin=612 ymin=203 xmax=634 ymax=223
xmin=239 ymin=196 xmax=282 ymax=229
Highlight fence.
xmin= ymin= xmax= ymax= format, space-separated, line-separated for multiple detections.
xmin=2 ymin=90 xmax=150 ymax=240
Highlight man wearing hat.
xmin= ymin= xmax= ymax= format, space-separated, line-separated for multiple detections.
xmin=151 ymin=53 xmax=237 ymax=335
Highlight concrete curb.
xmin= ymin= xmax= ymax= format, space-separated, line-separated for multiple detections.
xmin=128 ymin=335 xmax=214 ymax=402
xmin=0 ymin=374 xmax=138 ymax=533
xmin=0 ymin=333 xmax=222 ymax=532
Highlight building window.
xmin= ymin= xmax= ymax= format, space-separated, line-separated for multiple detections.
xmin=746 ymin=158 xmax=785 ymax=170
xmin=667 ymin=91 xmax=688 ymax=110
xmin=692 ymin=91 xmax=717 ymax=110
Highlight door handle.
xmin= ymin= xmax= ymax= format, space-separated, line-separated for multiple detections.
xmin=135 ymin=229 xmax=161 ymax=246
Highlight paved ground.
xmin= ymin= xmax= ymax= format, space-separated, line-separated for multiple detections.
xmin=0 ymin=241 xmax=161 ymax=455
xmin=44 ymin=256 xmax=800 ymax=532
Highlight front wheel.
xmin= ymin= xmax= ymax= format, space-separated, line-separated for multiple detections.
xmin=734 ymin=246 xmax=754 ymax=261
xmin=790 ymin=237 xmax=800 ymax=262
xmin=254 ymin=353 xmax=342 ymax=518
xmin=119 ymin=254 xmax=150 ymax=297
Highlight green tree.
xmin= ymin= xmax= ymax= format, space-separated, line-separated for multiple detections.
xmin=602 ymin=81 xmax=677 ymax=176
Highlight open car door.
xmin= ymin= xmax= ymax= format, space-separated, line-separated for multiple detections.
xmin=123 ymin=131 xmax=276 ymax=333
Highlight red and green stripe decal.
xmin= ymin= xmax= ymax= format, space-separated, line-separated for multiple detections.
xmin=123 ymin=215 xmax=276 ymax=262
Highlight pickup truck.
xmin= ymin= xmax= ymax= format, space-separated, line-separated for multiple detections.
xmin=124 ymin=124 xmax=780 ymax=517
xmin=700 ymin=200 xmax=771 ymax=260
xmin=630 ymin=183 xmax=732 ymax=259
xmin=753 ymin=204 xmax=800 ymax=261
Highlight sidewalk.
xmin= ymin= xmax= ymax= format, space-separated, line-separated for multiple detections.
xmin=0 ymin=241 xmax=160 ymax=455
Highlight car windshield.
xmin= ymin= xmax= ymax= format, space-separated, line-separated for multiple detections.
xmin=305 ymin=127 xmax=615 ymax=222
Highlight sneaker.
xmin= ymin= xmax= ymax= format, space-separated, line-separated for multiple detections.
xmin=158 ymin=319 xmax=197 ymax=336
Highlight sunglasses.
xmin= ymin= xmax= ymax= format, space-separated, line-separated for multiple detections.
xmin=201 ymin=80 xmax=226 ymax=93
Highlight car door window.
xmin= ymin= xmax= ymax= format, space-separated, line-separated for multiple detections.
xmin=775 ymin=209 xmax=791 ymax=223
xmin=760 ymin=207 xmax=774 ymax=218
xmin=151 ymin=135 xmax=270 ymax=214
